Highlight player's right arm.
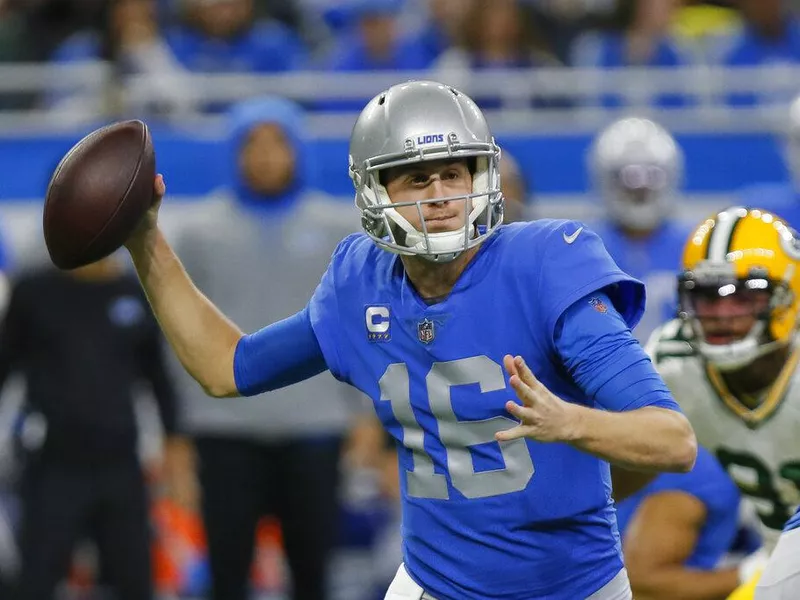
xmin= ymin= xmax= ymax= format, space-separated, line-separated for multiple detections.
xmin=623 ymin=491 xmax=740 ymax=600
xmin=125 ymin=176 xmax=328 ymax=398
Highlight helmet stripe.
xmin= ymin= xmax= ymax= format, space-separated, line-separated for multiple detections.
xmin=707 ymin=207 xmax=745 ymax=262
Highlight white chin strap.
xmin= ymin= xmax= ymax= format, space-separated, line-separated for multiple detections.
xmin=403 ymin=226 xmax=474 ymax=262
xmin=696 ymin=321 xmax=785 ymax=371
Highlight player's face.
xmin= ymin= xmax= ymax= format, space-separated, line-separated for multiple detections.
xmin=239 ymin=123 xmax=296 ymax=197
xmin=383 ymin=159 xmax=473 ymax=234
xmin=693 ymin=289 xmax=770 ymax=345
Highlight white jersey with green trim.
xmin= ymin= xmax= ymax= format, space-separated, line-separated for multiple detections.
xmin=646 ymin=320 xmax=800 ymax=550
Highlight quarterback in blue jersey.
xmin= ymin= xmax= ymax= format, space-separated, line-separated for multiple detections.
xmin=616 ymin=446 xmax=746 ymax=599
xmin=123 ymin=81 xmax=696 ymax=600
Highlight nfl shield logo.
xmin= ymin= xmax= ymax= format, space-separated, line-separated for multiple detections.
xmin=417 ymin=319 xmax=435 ymax=344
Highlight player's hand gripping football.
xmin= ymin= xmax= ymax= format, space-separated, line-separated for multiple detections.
xmin=496 ymin=355 xmax=579 ymax=443
xmin=125 ymin=175 xmax=165 ymax=252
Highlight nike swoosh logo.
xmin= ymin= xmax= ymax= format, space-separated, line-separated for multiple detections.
xmin=563 ymin=227 xmax=584 ymax=244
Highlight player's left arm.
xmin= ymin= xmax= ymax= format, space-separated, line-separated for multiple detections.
xmin=497 ymin=292 xmax=696 ymax=472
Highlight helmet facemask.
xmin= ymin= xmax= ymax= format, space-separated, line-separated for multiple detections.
xmin=351 ymin=134 xmax=504 ymax=263
xmin=678 ymin=263 xmax=794 ymax=371
xmin=603 ymin=162 xmax=670 ymax=232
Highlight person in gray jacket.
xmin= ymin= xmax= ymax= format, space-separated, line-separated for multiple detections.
xmin=172 ymin=96 xmax=363 ymax=600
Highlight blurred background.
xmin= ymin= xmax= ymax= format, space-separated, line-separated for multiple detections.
xmin=0 ymin=0 xmax=796 ymax=598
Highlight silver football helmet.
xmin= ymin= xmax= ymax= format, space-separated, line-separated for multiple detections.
xmin=589 ymin=117 xmax=683 ymax=232
xmin=349 ymin=80 xmax=503 ymax=262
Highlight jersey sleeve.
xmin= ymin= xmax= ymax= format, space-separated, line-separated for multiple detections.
xmin=307 ymin=235 xmax=359 ymax=382
xmin=233 ymin=307 xmax=328 ymax=396
xmin=555 ymin=291 xmax=680 ymax=412
xmin=537 ymin=221 xmax=645 ymax=343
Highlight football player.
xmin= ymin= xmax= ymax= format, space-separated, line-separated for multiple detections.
xmin=647 ymin=206 xmax=800 ymax=599
xmin=616 ymin=444 xmax=755 ymax=599
xmin=588 ymin=117 xmax=690 ymax=343
xmin=124 ymin=80 xmax=696 ymax=600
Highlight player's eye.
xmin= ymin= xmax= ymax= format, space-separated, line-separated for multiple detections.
xmin=410 ymin=173 xmax=429 ymax=185
xmin=443 ymin=169 xmax=461 ymax=180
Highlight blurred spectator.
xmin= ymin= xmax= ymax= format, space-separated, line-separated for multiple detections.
xmin=0 ymin=0 xmax=29 ymax=62
xmin=48 ymin=0 xmax=197 ymax=119
xmin=525 ymin=0 xmax=618 ymax=64
xmin=670 ymin=0 xmax=741 ymax=64
xmin=402 ymin=0 xmax=471 ymax=66
xmin=720 ymin=0 xmax=800 ymax=106
xmin=615 ymin=446 xmax=748 ymax=599
xmin=435 ymin=0 xmax=565 ymax=109
xmin=316 ymin=0 xmax=428 ymax=111
xmin=18 ymin=0 xmax=107 ymax=62
xmin=0 ymin=2 xmax=36 ymax=108
xmin=572 ymin=0 xmax=691 ymax=108
xmin=0 ymin=255 xmax=183 ymax=600
xmin=322 ymin=0 xmax=428 ymax=71
xmin=172 ymin=96 xmax=364 ymax=600
xmin=500 ymin=150 xmax=531 ymax=222
xmin=166 ymin=0 xmax=307 ymax=75
xmin=587 ymin=117 xmax=689 ymax=343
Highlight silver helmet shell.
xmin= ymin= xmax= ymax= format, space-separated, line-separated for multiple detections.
xmin=348 ymin=80 xmax=503 ymax=262
xmin=589 ymin=117 xmax=683 ymax=232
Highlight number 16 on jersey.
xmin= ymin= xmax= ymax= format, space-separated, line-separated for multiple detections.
xmin=379 ymin=356 xmax=535 ymax=500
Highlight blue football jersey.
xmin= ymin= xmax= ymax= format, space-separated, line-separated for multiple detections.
xmin=308 ymin=220 xmax=646 ymax=599
xmin=590 ymin=220 xmax=689 ymax=344
xmin=616 ymin=446 xmax=740 ymax=570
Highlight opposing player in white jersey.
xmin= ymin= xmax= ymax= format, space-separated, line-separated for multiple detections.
xmin=646 ymin=206 xmax=800 ymax=599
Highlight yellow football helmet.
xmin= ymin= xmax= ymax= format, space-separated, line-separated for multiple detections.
xmin=678 ymin=206 xmax=800 ymax=370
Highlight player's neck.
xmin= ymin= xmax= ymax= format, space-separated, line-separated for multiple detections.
xmin=401 ymin=246 xmax=480 ymax=303
xmin=720 ymin=345 xmax=791 ymax=406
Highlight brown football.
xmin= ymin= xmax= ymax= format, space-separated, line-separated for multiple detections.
xmin=43 ymin=119 xmax=156 ymax=269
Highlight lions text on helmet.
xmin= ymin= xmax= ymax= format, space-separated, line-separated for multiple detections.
xmin=349 ymin=81 xmax=504 ymax=263
xmin=677 ymin=206 xmax=800 ymax=372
